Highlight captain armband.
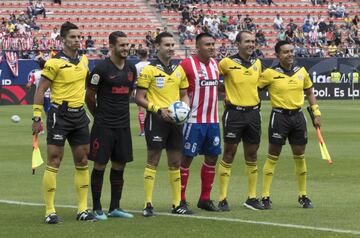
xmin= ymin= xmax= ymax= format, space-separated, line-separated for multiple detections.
xmin=310 ymin=104 xmax=321 ymax=117
xmin=33 ymin=104 xmax=43 ymax=118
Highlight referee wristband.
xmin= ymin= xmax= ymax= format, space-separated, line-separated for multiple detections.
xmin=311 ymin=104 xmax=321 ymax=117
xmin=147 ymin=102 xmax=160 ymax=113
xmin=33 ymin=104 xmax=43 ymax=118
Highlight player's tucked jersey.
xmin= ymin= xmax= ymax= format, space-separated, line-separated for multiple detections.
xmin=137 ymin=57 xmax=189 ymax=109
xmin=219 ymin=54 xmax=262 ymax=106
xmin=41 ymin=51 xmax=89 ymax=108
xmin=258 ymin=64 xmax=313 ymax=109
xmin=180 ymin=55 xmax=219 ymax=123
xmin=28 ymin=69 xmax=51 ymax=97
xmin=87 ymin=58 xmax=136 ymax=128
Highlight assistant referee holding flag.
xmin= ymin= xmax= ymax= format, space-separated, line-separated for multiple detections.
xmin=258 ymin=40 xmax=321 ymax=209
xmin=32 ymin=22 xmax=95 ymax=223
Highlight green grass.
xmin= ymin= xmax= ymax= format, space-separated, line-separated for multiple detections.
xmin=0 ymin=100 xmax=360 ymax=238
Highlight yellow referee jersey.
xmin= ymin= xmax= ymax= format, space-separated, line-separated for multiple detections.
xmin=41 ymin=52 xmax=89 ymax=108
xmin=258 ymin=64 xmax=313 ymax=109
xmin=219 ymin=55 xmax=262 ymax=106
xmin=137 ymin=58 xmax=189 ymax=108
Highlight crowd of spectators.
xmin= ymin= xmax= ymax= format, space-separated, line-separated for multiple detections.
xmin=172 ymin=0 xmax=359 ymax=58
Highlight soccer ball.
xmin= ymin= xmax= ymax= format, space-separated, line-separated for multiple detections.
xmin=168 ymin=101 xmax=190 ymax=125
xmin=11 ymin=115 xmax=21 ymax=123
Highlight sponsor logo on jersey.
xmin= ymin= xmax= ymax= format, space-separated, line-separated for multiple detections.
xmin=199 ymin=79 xmax=219 ymax=87
xmin=127 ymin=72 xmax=134 ymax=81
xmin=112 ymin=86 xmax=129 ymax=94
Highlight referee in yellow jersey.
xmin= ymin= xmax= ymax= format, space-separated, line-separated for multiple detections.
xmin=32 ymin=22 xmax=95 ymax=223
xmin=258 ymin=40 xmax=321 ymax=209
xmin=218 ymin=31 xmax=264 ymax=211
xmin=135 ymin=32 xmax=192 ymax=217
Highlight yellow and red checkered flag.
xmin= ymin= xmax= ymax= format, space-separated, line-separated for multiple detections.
xmin=32 ymin=134 xmax=44 ymax=174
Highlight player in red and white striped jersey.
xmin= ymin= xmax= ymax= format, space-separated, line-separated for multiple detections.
xmin=180 ymin=33 xmax=221 ymax=211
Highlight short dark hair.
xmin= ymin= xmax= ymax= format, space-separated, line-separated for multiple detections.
xmin=137 ymin=48 xmax=148 ymax=58
xmin=37 ymin=58 xmax=46 ymax=69
xmin=235 ymin=30 xmax=252 ymax=43
xmin=275 ymin=40 xmax=291 ymax=54
xmin=154 ymin=32 xmax=173 ymax=45
xmin=195 ymin=33 xmax=215 ymax=44
xmin=109 ymin=31 xmax=127 ymax=45
xmin=60 ymin=21 xmax=79 ymax=38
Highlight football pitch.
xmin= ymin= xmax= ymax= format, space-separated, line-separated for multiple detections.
xmin=0 ymin=100 xmax=359 ymax=238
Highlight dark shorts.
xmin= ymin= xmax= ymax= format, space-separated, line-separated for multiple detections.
xmin=145 ymin=112 xmax=183 ymax=151
xmin=268 ymin=108 xmax=308 ymax=145
xmin=89 ymin=126 xmax=133 ymax=164
xmin=46 ymin=106 xmax=90 ymax=146
xmin=222 ymin=107 xmax=261 ymax=145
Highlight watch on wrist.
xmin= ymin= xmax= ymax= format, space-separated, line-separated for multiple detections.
xmin=32 ymin=117 xmax=41 ymax=122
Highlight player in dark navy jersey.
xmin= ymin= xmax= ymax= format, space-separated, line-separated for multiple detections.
xmin=85 ymin=31 xmax=136 ymax=220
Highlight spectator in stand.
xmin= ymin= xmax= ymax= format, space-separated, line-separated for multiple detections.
xmin=327 ymin=20 xmax=336 ymax=32
xmin=309 ymin=28 xmax=319 ymax=45
xmin=54 ymin=0 xmax=62 ymax=4
xmin=294 ymin=42 xmax=309 ymax=57
xmin=218 ymin=42 xmax=229 ymax=59
xmin=304 ymin=14 xmax=314 ymax=25
xmin=302 ymin=20 xmax=313 ymax=39
xmin=287 ymin=18 xmax=298 ymax=32
xmin=99 ymin=42 xmax=108 ymax=57
xmin=274 ymin=14 xmax=284 ymax=30
xmin=328 ymin=41 xmax=337 ymax=56
xmin=185 ymin=21 xmax=196 ymax=40
xmin=267 ymin=0 xmax=277 ymax=6
xmin=34 ymin=0 xmax=46 ymax=18
xmin=50 ymin=27 xmax=59 ymax=40
xmin=171 ymin=0 xmax=181 ymax=11
xmin=228 ymin=41 xmax=237 ymax=55
xmin=277 ymin=29 xmax=286 ymax=41
xmin=256 ymin=0 xmax=268 ymax=5
xmin=228 ymin=28 xmax=238 ymax=43
xmin=255 ymin=29 xmax=267 ymax=46
xmin=333 ymin=26 xmax=342 ymax=45
xmin=244 ymin=15 xmax=256 ymax=32
xmin=227 ymin=15 xmax=236 ymax=31
xmin=285 ymin=26 xmax=295 ymax=43
xmin=85 ymin=35 xmax=95 ymax=52
xmin=178 ymin=21 xmax=187 ymax=44
xmin=157 ymin=0 xmax=165 ymax=12
xmin=335 ymin=2 xmax=346 ymax=18
xmin=328 ymin=0 xmax=337 ymax=18
xmin=352 ymin=15 xmax=359 ymax=30
xmin=182 ymin=6 xmax=190 ymax=22
xmin=145 ymin=31 xmax=153 ymax=47
xmin=16 ymin=20 xmax=30 ymax=35
xmin=209 ymin=21 xmax=220 ymax=38
xmin=220 ymin=12 xmax=228 ymax=26
xmin=343 ymin=16 xmax=353 ymax=30
xmin=164 ymin=0 xmax=172 ymax=11
xmin=129 ymin=44 xmax=137 ymax=57
xmin=318 ymin=17 xmax=328 ymax=32
xmin=202 ymin=21 xmax=211 ymax=34
xmin=6 ymin=21 xmax=15 ymax=34
xmin=29 ymin=17 xmax=40 ymax=31
xmin=27 ymin=2 xmax=35 ymax=18
xmin=152 ymin=28 xmax=160 ymax=41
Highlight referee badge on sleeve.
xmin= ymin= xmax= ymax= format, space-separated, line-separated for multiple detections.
xmin=91 ymin=74 xmax=100 ymax=85
xmin=298 ymin=75 xmax=303 ymax=80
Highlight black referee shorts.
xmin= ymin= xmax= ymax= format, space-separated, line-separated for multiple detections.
xmin=222 ymin=106 xmax=261 ymax=145
xmin=89 ymin=126 xmax=133 ymax=164
xmin=144 ymin=112 xmax=183 ymax=151
xmin=268 ymin=108 xmax=308 ymax=145
xmin=46 ymin=106 xmax=90 ymax=146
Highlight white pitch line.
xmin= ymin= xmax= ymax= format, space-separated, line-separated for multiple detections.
xmin=1 ymin=199 xmax=360 ymax=235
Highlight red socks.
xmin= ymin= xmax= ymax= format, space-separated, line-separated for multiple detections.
xmin=200 ymin=163 xmax=216 ymax=201
xmin=138 ymin=110 xmax=145 ymax=133
xmin=180 ymin=166 xmax=189 ymax=201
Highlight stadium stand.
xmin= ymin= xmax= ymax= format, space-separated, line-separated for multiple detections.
xmin=0 ymin=0 xmax=359 ymax=59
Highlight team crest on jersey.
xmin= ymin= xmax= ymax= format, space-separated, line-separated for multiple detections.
xmin=213 ymin=136 xmax=220 ymax=146
xmin=155 ymin=77 xmax=165 ymax=88
xmin=91 ymin=74 xmax=100 ymax=85
xmin=127 ymin=72 xmax=134 ymax=81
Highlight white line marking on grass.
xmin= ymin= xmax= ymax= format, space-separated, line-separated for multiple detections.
xmin=1 ymin=199 xmax=360 ymax=235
